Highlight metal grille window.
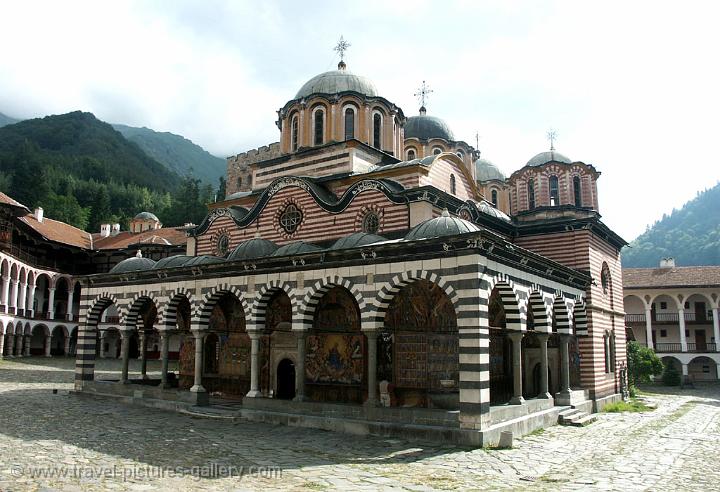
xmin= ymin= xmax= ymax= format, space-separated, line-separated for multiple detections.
xmin=549 ymin=175 xmax=559 ymax=206
xmin=291 ymin=115 xmax=299 ymax=152
xmin=314 ymin=109 xmax=324 ymax=146
xmin=373 ymin=113 xmax=382 ymax=149
xmin=344 ymin=108 xmax=355 ymax=140
xmin=216 ymin=234 xmax=229 ymax=257
xmin=491 ymin=189 xmax=498 ymax=207
xmin=450 ymin=174 xmax=456 ymax=195
xmin=528 ymin=179 xmax=536 ymax=209
xmin=573 ymin=175 xmax=582 ymax=206
xmin=279 ymin=204 xmax=302 ymax=234
xmin=362 ymin=212 xmax=379 ymax=234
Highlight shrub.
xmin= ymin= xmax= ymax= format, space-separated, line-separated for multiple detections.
xmin=626 ymin=341 xmax=663 ymax=385
xmin=662 ymin=362 xmax=681 ymax=386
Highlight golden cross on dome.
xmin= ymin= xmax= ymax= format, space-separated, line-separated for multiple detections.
xmin=547 ymin=129 xmax=558 ymax=151
xmin=334 ymin=36 xmax=351 ymax=62
xmin=414 ymin=80 xmax=433 ymax=110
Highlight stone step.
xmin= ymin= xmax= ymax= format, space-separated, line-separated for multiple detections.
xmin=568 ymin=414 xmax=597 ymax=427
xmin=558 ymin=408 xmax=582 ymax=423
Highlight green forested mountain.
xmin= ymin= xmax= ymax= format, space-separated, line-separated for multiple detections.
xmin=112 ymin=123 xmax=225 ymax=185
xmin=622 ymin=183 xmax=720 ymax=267
xmin=0 ymin=112 xmax=19 ymax=128
xmin=0 ymin=112 xmax=215 ymax=232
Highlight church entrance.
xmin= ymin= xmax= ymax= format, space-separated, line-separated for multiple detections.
xmin=276 ymin=359 xmax=295 ymax=400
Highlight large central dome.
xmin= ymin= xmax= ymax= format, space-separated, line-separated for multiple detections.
xmin=295 ymin=65 xmax=378 ymax=99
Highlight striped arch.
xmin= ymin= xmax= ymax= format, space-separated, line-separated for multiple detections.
xmin=528 ymin=290 xmax=551 ymax=333
xmin=160 ymin=287 xmax=195 ymax=330
xmin=124 ymin=291 xmax=160 ymax=331
xmin=249 ymin=280 xmax=297 ymax=332
xmin=85 ymin=293 xmax=120 ymax=325
xmin=371 ymin=269 xmax=460 ymax=330
xmin=573 ymin=298 xmax=588 ymax=336
xmin=193 ymin=283 xmax=249 ymax=331
xmin=553 ymin=294 xmax=572 ymax=335
xmin=487 ymin=275 xmax=523 ymax=331
xmin=6 ymin=322 xmax=13 ymax=335
xmin=299 ymin=275 xmax=366 ymax=330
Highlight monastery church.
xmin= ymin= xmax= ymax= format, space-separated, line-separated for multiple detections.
xmin=72 ymin=47 xmax=627 ymax=446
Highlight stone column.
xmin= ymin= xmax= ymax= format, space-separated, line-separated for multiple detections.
xmin=1 ymin=275 xmax=9 ymax=309
xmin=27 ymin=284 xmax=36 ymax=318
xmin=44 ymin=335 xmax=51 ymax=357
xmin=508 ymin=332 xmax=525 ymax=405
xmin=139 ymin=331 xmax=148 ymax=378
xmin=17 ymin=282 xmax=26 ymax=313
xmin=644 ymin=306 xmax=654 ymax=350
xmin=365 ymin=330 xmax=378 ymax=407
xmin=712 ymin=308 xmax=719 ymax=352
xmin=160 ymin=331 xmax=170 ymax=388
xmin=293 ymin=330 xmax=307 ymax=402
xmin=67 ymin=290 xmax=74 ymax=321
xmin=9 ymin=280 xmax=18 ymax=311
xmin=15 ymin=334 xmax=23 ymax=357
xmin=120 ymin=331 xmax=130 ymax=384
xmin=678 ymin=308 xmax=687 ymax=352
xmin=189 ymin=331 xmax=207 ymax=397
xmin=64 ymin=336 xmax=70 ymax=356
xmin=0 ymin=332 xmax=5 ymax=359
xmin=246 ymin=331 xmax=262 ymax=398
xmin=47 ymin=287 xmax=56 ymax=319
xmin=24 ymin=335 xmax=31 ymax=356
xmin=536 ymin=333 xmax=552 ymax=399
xmin=558 ymin=335 xmax=572 ymax=398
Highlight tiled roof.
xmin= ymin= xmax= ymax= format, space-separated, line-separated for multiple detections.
xmin=92 ymin=227 xmax=188 ymax=250
xmin=0 ymin=192 xmax=29 ymax=211
xmin=18 ymin=214 xmax=93 ymax=249
xmin=623 ymin=266 xmax=720 ymax=288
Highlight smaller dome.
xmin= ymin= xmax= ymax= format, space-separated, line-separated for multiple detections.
xmin=152 ymin=255 xmax=192 ymax=270
xmin=404 ymin=113 xmax=455 ymax=141
xmin=329 ymin=232 xmax=387 ymax=251
xmin=475 ymin=158 xmax=506 ymax=182
xmin=477 ymin=200 xmax=512 ymax=222
xmin=405 ymin=210 xmax=480 ymax=241
xmin=109 ymin=256 xmax=156 ymax=274
xmin=134 ymin=211 xmax=159 ymax=221
xmin=228 ymin=238 xmax=278 ymax=261
xmin=273 ymin=241 xmax=322 ymax=256
xmin=182 ymin=255 xmax=225 ymax=267
xmin=526 ymin=150 xmax=572 ymax=167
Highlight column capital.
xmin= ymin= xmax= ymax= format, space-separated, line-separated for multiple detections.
xmin=507 ymin=331 xmax=524 ymax=341
xmin=535 ymin=332 xmax=550 ymax=341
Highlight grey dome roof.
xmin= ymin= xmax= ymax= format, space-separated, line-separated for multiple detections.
xmin=134 ymin=211 xmax=159 ymax=221
xmin=109 ymin=256 xmax=156 ymax=274
xmin=477 ymin=200 xmax=512 ymax=222
xmin=405 ymin=210 xmax=480 ymax=241
xmin=182 ymin=255 xmax=225 ymax=267
xmin=295 ymin=68 xmax=378 ymax=99
xmin=404 ymin=114 xmax=454 ymax=141
xmin=526 ymin=150 xmax=572 ymax=167
xmin=273 ymin=241 xmax=322 ymax=256
xmin=228 ymin=238 xmax=278 ymax=261
xmin=152 ymin=255 xmax=192 ymax=270
xmin=475 ymin=158 xmax=506 ymax=182
xmin=329 ymin=232 xmax=386 ymax=251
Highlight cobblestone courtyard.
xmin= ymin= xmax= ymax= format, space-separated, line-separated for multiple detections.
xmin=0 ymin=358 xmax=718 ymax=491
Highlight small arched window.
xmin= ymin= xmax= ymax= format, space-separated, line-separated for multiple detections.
xmin=432 ymin=147 xmax=442 ymax=155
xmin=373 ymin=113 xmax=382 ymax=149
xmin=491 ymin=189 xmax=498 ymax=207
xmin=291 ymin=115 xmax=299 ymax=152
xmin=407 ymin=149 xmax=416 ymax=160
xmin=314 ymin=108 xmax=324 ymax=146
xmin=456 ymin=151 xmax=464 ymax=160
xmin=236 ymin=177 xmax=242 ymax=189
xmin=450 ymin=174 xmax=456 ymax=195
xmin=527 ymin=179 xmax=536 ymax=209
xmin=549 ymin=175 xmax=559 ymax=206
xmin=573 ymin=175 xmax=582 ymax=206
xmin=344 ymin=107 xmax=355 ymax=140
xmin=362 ymin=212 xmax=380 ymax=234
xmin=601 ymin=262 xmax=611 ymax=295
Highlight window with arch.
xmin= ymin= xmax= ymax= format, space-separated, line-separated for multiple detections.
xmin=344 ymin=107 xmax=355 ymax=140
xmin=549 ymin=175 xmax=559 ymax=206
xmin=291 ymin=115 xmax=299 ymax=152
xmin=527 ymin=178 xmax=536 ymax=209
xmin=236 ymin=176 xmax=242 ymax=189
xmin=573 ymin=175 xmax=582 ymax=206
xmin=361 ymin=211 xmax=380 ymax=234
xmin=450 ymin=174 xmax=456 ymax=195
xmin=314 ymin=108 xmax=324 ymax=146
xmin=491 ymin=189 xmax=498 ymax=207
xmin=279 ymin=203 xmax=302 ymax=234
xmin=601 ymin=263 xmax=611 ymax=295
xmin=456 ymin=151 xmax=464 ymax=160
xmin=373 ymin=112 xmax=382 ymax=149
xmin=432 ymin=147 xmax=442 ymax=155
xmin=407 ymin=149 xmax=416 ymax=160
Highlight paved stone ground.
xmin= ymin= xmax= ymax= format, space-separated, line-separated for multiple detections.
xmin=0 ymin=357 xmax=718 ymax=491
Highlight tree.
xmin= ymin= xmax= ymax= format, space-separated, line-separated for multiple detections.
xmin=217 ymin=175 xmax=226 ymax=201
xmin=662 ymin=362 xmax=681 ymax=386
xmin=626 ymin=341 xmax=663 ymax=387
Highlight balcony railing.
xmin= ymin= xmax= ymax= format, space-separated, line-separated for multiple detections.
xmin=625 ymin=312 xmax=714 ymax=325
xmin=648 ymin=342 xmax=718 ymax=353
xmin=686 ymin=342 xmax=717 ymax=352
xmin=654 ymin=343 xmax=683 ymax=353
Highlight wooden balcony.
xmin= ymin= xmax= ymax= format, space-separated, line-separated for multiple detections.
xmin=647 ymin=342 xmax=718 ymax=353
xmin=625 ymin=312 xmax=714 ymax=325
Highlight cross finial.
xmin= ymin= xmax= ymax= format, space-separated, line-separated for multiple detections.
xmin=334 ymin=36 xmax=351 ymax=62
xmin=475 ymin=132 xmax=480 ymax=151
xmin=547 ymin=129 xmax=557 ymax=151
xmin=414 ymin=80 xmax=433 ymax=112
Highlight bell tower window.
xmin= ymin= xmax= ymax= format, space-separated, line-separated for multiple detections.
xmin=407 ymin=149 xmax=416 ymax=160
xmin=549 ymin=175 xmax=559 ymax=206
xmin=291 ymin=115 xmax=299 ymax=152
xmin=573 ymin=175 xmax=582 ymax=206
xmin=314 ymin=109 xmax=324 ymax=146
xmin=373 ymin=113 xmax=382 ymax=149
xmin=344 ymin=108 xmax=355 ymax=140
xmin=528 ymin=179 xmax=536 ymax=210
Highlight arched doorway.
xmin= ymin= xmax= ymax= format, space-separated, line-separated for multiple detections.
xmin=489 ymin=287 xmax=513 ymax=405
xmin=50 ymin=326 xmax=67 ymax=355
xmin=30 ymin=325 xmax=48 ymax=356
xmin=276 ymin=358 xmax=296 ymax=399
xmin=263 ymin=289 xmax=292 ymax=396
xmin=688 ymin=356 xmax=717 ymax=381
xmin=306 ymin=286 xmax=364 ymax=404
xmin=380 ymin=279 xmax=458 ymax=409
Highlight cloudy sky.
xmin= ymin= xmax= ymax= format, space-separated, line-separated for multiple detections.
xmin=2 ymin=0 xmax=719 ymax=241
